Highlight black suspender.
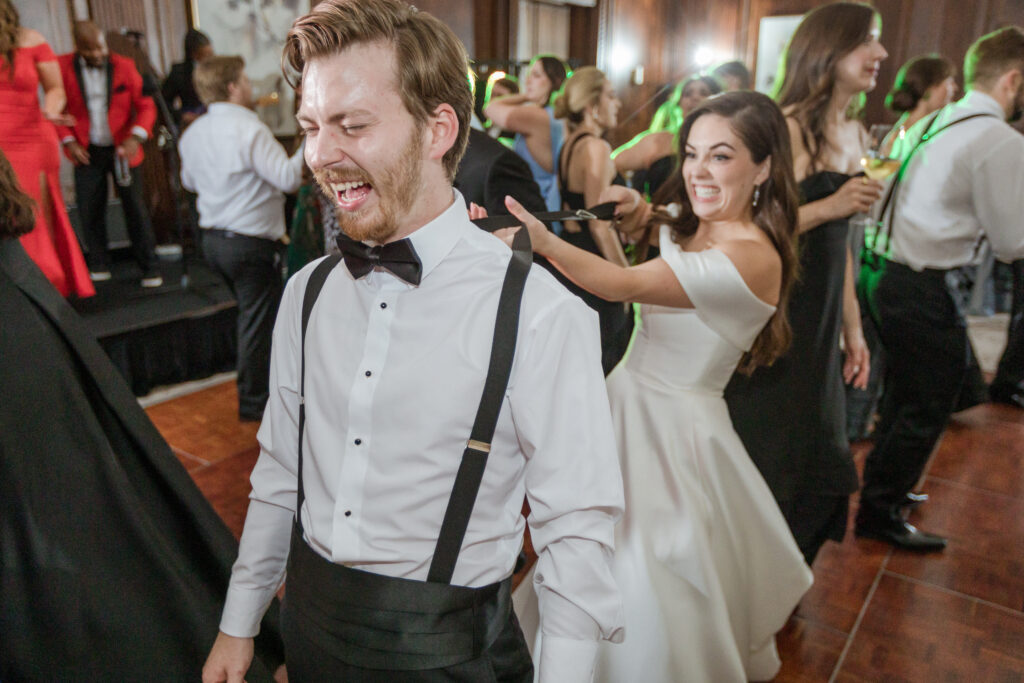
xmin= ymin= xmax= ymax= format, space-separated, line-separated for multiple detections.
xmin=428 ymin=227 xmax=532 ymax=583
xmin=295 ymin=228 xmax=533 ymax=585
xmin=296 ymin=253 xmax=342 ymax=523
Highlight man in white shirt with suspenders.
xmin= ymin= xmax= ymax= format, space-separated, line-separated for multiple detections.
xmin=202 ymin=2 xmax=625 ymax=681
xmin=857 ymin=27 xmax=1024 ymax=551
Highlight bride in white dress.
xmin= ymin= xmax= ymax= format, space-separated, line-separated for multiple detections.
xmin=501 ymin=91 xmax=813 ymax=682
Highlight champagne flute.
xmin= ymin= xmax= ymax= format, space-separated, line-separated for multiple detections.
xmin=852 ymin=124 xmax=897 ymax=250
xmin=860 ymin=124 xmax=900 ymax=181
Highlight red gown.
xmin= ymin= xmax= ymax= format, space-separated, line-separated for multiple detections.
xmin=0 ymin=42 xmax=93 ymax=298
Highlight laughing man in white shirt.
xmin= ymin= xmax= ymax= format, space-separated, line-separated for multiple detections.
xmin=179 ymin=56 xmax=305 ymax=422
xmin=201 ymin=2 xmax=625 ymax=682
xmin=857 ymin=27 xmax=1024 ymax=551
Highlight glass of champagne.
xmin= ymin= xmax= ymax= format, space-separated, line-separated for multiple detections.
xmin=860 ymin=124 xmax=901 ymax=181
xmin=852 ymin=124 xmax=899 ymax=250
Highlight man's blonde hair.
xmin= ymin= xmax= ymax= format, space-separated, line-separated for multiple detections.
xmin=194 ymin=55 xmax=245 ymax=105
xmin=553 ymin=66 xmax=607 ymax=127
xmin=283 ymin=0 xmax=472 ymax=180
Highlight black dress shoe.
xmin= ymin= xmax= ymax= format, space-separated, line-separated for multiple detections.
xmin=901 ymin=491 xmax=929 ymax=509
xmin=989 ymin=385 xmax=1024 ymax=410
xmin=855 ymin=511 xmax=947 ymax=552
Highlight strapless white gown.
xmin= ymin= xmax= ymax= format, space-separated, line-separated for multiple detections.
xmin=595 ymin=231 xmax=812 ymax=682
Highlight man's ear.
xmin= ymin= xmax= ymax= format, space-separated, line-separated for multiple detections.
xmin=754 ymin=155 xmax=771 ymax=186
xmin=997 ymin=68 xmax=1023 ymax=99
xmin=425 ymin=103 xmax=459 ymax=163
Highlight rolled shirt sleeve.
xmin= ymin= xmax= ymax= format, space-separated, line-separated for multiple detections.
xmin=509 ymin=293 xmax=626 ymax=683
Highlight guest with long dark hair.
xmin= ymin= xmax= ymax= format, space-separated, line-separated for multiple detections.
xmin=161 ymin=29 xmax=215 ymax=129
xmin=724 ymin=1 xmax=887 ymax=566
xmin=501 ymin=90 xmax=811 ymax=682
xmin=0 ymin=0 xmax=93 ymax=297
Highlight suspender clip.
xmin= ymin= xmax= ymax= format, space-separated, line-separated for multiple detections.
xmin=467 ymin=439 xmax=491 ymax=453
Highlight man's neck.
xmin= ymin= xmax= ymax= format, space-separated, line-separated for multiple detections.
xmin=386 ymin=184 xmax=456 ymax=244
xmin=966 ymin=86 xmax=1010 ymax=119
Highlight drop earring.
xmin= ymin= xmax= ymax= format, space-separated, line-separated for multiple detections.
xmin=752 ymin=185 xmax=760 ymax=208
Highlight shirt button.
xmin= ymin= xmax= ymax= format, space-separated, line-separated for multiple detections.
xmin=380 ymin=302 xmax=387 ymax=309
xmin=365 ymin=370 xmax=372 ymax=377
xmin=354 ymin=438 xmax=362 ymax=445
xmin=344 ymin=510 xmax=352 ymax=517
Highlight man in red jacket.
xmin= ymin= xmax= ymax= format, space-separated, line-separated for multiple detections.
xmin=57 ymin=21 xmax=161 ymax=287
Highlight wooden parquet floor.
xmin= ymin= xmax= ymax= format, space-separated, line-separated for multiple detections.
xmin=149 ymin=382 xmax=1024 ymax=681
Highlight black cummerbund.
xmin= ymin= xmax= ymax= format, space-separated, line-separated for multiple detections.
xmin=284 ymin=522 xmax=513 ymax=671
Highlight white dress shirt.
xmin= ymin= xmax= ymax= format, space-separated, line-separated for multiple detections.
xmin=220 ymin=192 xmax=625 ymax=682
xmin=179 ymin=102 xmax=305 ymax=240
xmin=76 ymin=58 xmax=147 ymax=146
xmin=886 ymin=90 xmax=1024 ymax=270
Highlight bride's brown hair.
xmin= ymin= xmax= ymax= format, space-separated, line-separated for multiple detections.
xmin=0 ymin=149 xmax=35 ymax=241
xmin=649 ymin=91 xmax=800 ymax=374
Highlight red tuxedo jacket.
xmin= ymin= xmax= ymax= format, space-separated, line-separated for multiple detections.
xmin=55 ymin=52 xmax=156 ymax=167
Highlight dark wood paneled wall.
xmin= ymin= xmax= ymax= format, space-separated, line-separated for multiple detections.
xmin=457 ymin=0 xmax=1024 ymax=146
xmin=601 ymin=0 xmax=1024 ymax=145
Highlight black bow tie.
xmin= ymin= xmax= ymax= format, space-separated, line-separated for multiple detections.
xmin=335 ymin=232 xmax=422 ymax=285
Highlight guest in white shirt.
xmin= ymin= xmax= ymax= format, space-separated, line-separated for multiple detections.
xmin=201 ymin=2 xmax=624 ymax=682
xmin=179 ymin=56 xmax=304 ymax=421
xmin=857 ymin=26 xmax=1024 ymax=551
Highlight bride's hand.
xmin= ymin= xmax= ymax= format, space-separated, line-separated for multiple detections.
xmin=599 ymin=186 xmax=650 ymax=237
xmin=598 ymin=186 xmax=641 ymax=218
xmin=468 ymin=202 xmax=488 ymax=222
xmin=504 ymin=195 xmax=556 ymax=254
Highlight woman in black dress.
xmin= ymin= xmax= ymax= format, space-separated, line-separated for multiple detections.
xmin=724 ymin=1 xmax=887 ymax=565
xmin=553 ymin=66 xmax=634 ymax=374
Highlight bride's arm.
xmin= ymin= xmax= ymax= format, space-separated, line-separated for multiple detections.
xmin=505 ymin=196 xmax=691 ymax=308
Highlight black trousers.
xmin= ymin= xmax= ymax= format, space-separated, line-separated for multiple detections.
xmin=74 ymin=145 xmax=157 ymax=272
xmin=992 ymin=259 xmax=1024 ymax=396
xmin=200 ymin=229 xmax=284 ymax=418
xmin=861 ymin=262 xmax=970 ymax=512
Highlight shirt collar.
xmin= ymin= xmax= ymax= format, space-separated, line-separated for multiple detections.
xmin=403 ymin=189 xmax=467 ymax=282
xmin=208 ymin=101 xmax=259 ymax=119
xmin=959 ymin=90 xmax=1006 ymax=119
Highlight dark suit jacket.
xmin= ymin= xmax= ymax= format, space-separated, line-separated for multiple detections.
xmin=161 ymin=60 xmax=204 ymax=126
xmin=0 ymin=239 xmax=284 ymax=680
xmin=55 ymin=52 xmax=157 ymax=167
xmin=455 ymin=129 xmax=546 ymax=218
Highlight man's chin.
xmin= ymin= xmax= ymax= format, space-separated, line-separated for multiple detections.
xmin=338 ymin=214 xmax=397 ymax=244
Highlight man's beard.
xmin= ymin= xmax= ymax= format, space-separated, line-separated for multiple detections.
xmin=314 ymin=126 xmax=423 ymax=243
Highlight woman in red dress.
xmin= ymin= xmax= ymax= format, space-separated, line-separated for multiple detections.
xmin=0 ymin=0 xmax=93 ymax=297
